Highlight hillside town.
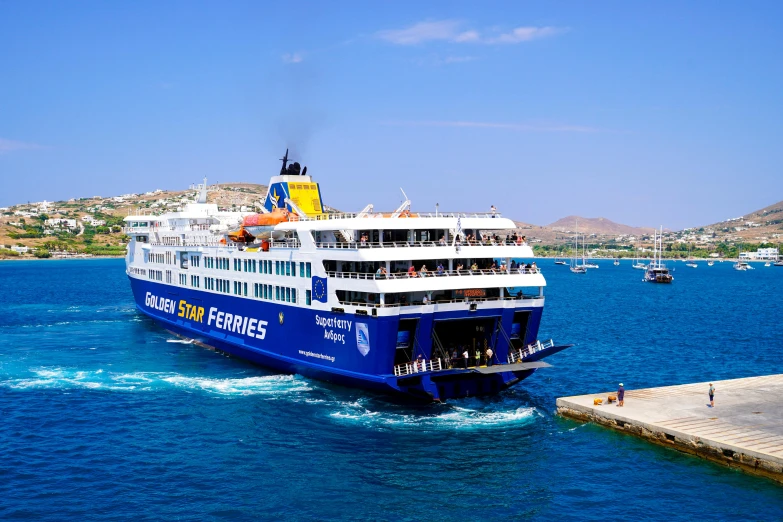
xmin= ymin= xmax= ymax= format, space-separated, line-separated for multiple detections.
xmin=1 ymin=184 xmax=781 ymax=261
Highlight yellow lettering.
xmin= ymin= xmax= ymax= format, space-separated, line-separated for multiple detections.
xmin=197 ymin=307 xmax=204 ymax=323
xmin=178 ymin=300 xmax=185 ymax=317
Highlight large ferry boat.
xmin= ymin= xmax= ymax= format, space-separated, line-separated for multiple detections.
xmin=124 ymin=152 xmax=570 ymax=401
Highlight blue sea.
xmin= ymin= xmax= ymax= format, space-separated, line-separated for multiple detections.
xmin=1 ymin=258 xmax=782 ymax=521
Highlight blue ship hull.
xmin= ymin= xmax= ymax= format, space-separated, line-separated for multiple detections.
xmin=129 ymin=276 xmax=546 ymax=401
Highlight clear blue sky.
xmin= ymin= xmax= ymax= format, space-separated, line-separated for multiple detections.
xmin=1 ymin=1 xmax=782 ymax=229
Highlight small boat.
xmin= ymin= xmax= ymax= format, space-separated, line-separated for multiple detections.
xmin=734 ymin=261 xmax=750 ymax=271
xmin=775 ymin=260 xmax=783 ymax=267
xmin=613 ymin=258 xmax=620 ymax=266
xmin=707 ymin=261 xmax=714 ymax=266
xmin=583 ymin=262 xmax=599 ymax=269
xmin=685 ymin=245 xmax=697 ymax=267
xmin=632 ymin=262 xmax=647 ymax=269
xmin=554 ymin=257 xmax=567 ymax=265
xmin=765 ymin=262 xmax=771 ymax=267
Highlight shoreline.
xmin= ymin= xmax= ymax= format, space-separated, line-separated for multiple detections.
xmin=0 ymin=255 xmax=125 ymax=262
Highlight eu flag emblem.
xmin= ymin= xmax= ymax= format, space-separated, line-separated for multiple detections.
xmin=312 ymin=276 xmax=328 ymax=303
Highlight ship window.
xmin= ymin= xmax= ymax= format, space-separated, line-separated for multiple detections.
xmin=286 ymin=287 xmax=291 ymax=302
xmin=285 ymin=262 xmax=291 ymax=276
xmin=244 ymin=282 xmax=248 ymax=297
xmin=276 ymin=286 xmax=280 ymax=300
xmin=306 ymin=290 xmax=312 ymax=306
xmin=292 ymin=288 xmax=297 ymax=303
xmin=306 ymin=262 xmax=311 ymax=278
xmin=292 ymin=262 xmax=297 ymax=277
xmin=275 ymin=261 xmax=280 ymax=275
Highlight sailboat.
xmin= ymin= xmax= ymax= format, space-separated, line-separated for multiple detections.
xmin=632 ymin=245 xmax=647 ymax=269
xmin=570 ymin=221 xmax=587 ymax=274
xmin=643 ymin=226 xmax=673 ymax=283
xmin=685 ymin=245 xmax=698 ymax=268
xmin=582 ymin=235 xmax=599 ymax=268
xmin=554 ymin=245 xmax=567 ymax=265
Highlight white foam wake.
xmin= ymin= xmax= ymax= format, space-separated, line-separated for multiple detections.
xmin=329 ymin=399 xmax=538 ymax=430
xmin=0 ymin=367 xmax=312 ymax=396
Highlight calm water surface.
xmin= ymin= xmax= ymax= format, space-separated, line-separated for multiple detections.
xmin=1 ymin=259 xmax=782 ymax=521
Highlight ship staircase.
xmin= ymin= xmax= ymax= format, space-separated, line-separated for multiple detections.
xmin=430 ymin=329 xmax=452 ymax=369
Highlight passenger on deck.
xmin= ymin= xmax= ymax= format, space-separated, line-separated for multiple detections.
xmin=462 ymin=348 xmax=469 ymax=369
xmin=437 ymin=263 xmax=444 ymax=275
xmin=490 ymin=205 xmax=497 ymax=217
xmin=360 ymin=234 xmax=367 ymax=247
xmin=490 ymin=261 xmax=498 ymax=272
xmin=439 ymin=235 xmax=446 ymax=246
xmin=531 ymin=261 xmax=538 ymax=272
xmin=420 ymin=265 xmax=429 ymax=277
xmin=456 ymin=263 xmax=464 ymax=271
xmin=486 ymin=347 xmax=494 ymax=366
xmin=470 ymin=262 xmax=478 ymax=271
xmin=416 ymin=354 xmax=425 ymax=372
xmin=408 ymin=265 xmax=417 ymax=278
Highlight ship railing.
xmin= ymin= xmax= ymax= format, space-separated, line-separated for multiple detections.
xmin=393 ymin=358 xmax=443 ymax=377
xmin=300 ymin=211 xmax=502 ymax=222
xmin=326 ymin=267 xmax=540 ymax=280
xmin=340 ymin=293 xmax=542 ymax=309
xmin=316 ymin=239 xmax=527 ymax=249
xmin=507 ymin=339 xmax=555 ymax=363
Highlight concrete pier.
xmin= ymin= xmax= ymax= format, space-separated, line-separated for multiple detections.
xmin=556 ymin=374 xmax=783 ymax=484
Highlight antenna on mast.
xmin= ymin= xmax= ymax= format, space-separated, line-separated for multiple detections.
xmin=280 ymin=149 xmax=289 ymax=175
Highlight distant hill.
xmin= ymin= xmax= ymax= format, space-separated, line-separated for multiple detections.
xmin=547 ymin=216 xmax=655 ymax=236
xmin=694 ymin=199 xmax=783 ymax=242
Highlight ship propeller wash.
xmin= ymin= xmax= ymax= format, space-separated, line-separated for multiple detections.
xmin=124 ymin=151 xmax=571 ymax=401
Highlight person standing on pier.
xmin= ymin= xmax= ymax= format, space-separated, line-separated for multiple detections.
xmin=617 ymin=383 xmax=625 ymax=407
xmin=709 ymin=383 xmax=715 ymax=407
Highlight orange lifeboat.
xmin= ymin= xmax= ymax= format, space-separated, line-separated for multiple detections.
xmin=242 ymin=207 xmax=291 ymax=228
xmin=237 ymin=207 xmax=291 ymax=241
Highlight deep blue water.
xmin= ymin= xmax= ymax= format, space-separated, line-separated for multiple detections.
xmin=1 ymin=258 xmax=782 ymax=521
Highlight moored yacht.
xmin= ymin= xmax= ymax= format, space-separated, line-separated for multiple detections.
xmin=123 ymin=151 xmax=570 ymax=402
xmin=644 ymin=227 xmax=673 ymax=283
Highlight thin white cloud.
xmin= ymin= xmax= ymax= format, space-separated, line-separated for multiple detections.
xmin=376 ymin=20 xmax=463 ymax=45
xmin=376 ymin=20 xmax=566 ymax=45
xmin=382 ymin=120 xmax=599 ymax=133
xmin=282 ymin=52 xmax=304 ymax=64
xmin=486 ymin=26 xmax=565 ymax=44
xmin=443 ymin=56 xmax=476 ymax=64
xmin=0 ymin=138 xmax=43 ymax=154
